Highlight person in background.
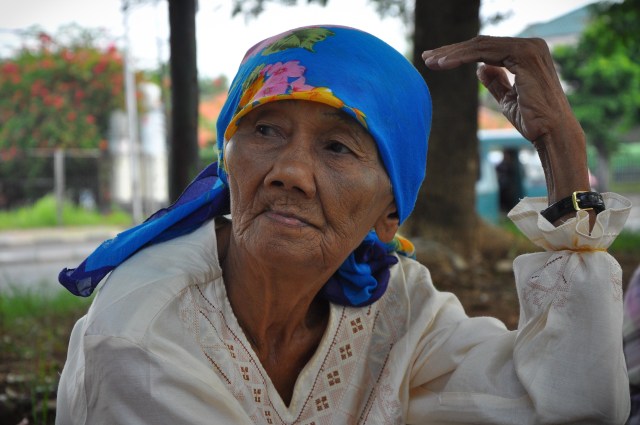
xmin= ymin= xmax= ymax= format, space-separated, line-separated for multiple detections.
xmin=496 ymin=147 xmax=524 ymax=212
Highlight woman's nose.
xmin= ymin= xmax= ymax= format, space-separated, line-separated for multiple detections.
xmin=264 ymin=143 xmax=317 ymax=198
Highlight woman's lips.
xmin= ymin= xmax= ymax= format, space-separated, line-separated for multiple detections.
xmin=264 ymin=210 xmax=312 ymax=228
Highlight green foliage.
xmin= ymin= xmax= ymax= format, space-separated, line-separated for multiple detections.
xmin=0 ymin=25 xmax=132 ymax=155
xmin=553 ymin=0 xmax=640 ymax=157
xmin=610 ymin=230 xmax=640 ymax=255
xmin=0 ymin=287 xmax=93 ymax=424
xmin=199 ymin=75 xmax=229 ymax=97
xmin=229 ymin=0 xmax=412 ymax=26
xmin=0 ymin=194 xmax=131 ymax=229
xmin=199 ymin=144 xmax=219 ymax=165
xmin=231 ymin=0 xmax=328 ymax=17
xmin=368 ymin=0 xmax=412 ymax=25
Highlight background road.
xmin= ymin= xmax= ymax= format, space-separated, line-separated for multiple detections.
xmin=0 ymin=227 xmax=119 ymax=295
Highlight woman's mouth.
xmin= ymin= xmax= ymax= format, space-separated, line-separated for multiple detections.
xmin=264 ymin=209 xmax=312 ymax=228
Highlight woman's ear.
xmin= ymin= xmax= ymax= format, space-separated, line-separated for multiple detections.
xmin=374 ymin=203 xmax=399 ymax=243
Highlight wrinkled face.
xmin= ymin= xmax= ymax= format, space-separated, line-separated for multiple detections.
xmin=224 ymin=100 xmax=394 ymax=272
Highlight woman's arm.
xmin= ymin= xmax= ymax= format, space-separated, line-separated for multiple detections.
xmin=422 ymin=36 xmax=594 ymax=226
xmin=412 ymin=36 xmax=631 ymax=423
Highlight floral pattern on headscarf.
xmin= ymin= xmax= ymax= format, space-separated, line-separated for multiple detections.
xmin=238 ymin=61 xmax=317 ymax=112
xmin=241 ymin=27 xmax=335 ymax=65
xmin=225 ymin=59 xmax=367 ymax=142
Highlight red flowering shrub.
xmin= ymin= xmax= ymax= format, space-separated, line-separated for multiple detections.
xmin=0 ymin=28 xmax=139 ymax=157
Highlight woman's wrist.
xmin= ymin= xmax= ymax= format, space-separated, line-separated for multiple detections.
xmin=533 ymin=121 xmax=590 ymax=205
xmin=533 ymin=120 xmax=598 ymax=228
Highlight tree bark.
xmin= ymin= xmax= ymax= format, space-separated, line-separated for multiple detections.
xmin=406 ymin=0 xmax=481 ymax=260
xmin=168 ymin=0 xmax=200 ymax=202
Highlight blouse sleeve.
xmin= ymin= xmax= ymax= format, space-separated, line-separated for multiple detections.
xmin=407 ymin=193 xmax=632 ymax=424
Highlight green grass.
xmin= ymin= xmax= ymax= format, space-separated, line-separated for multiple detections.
xmin=0 ymin=287 xmax=93 ymax=424
xmin=0 ymin=286 xmax=94 ymax=368
xmin=0 ymin=285 xmax=93 ymax=326
xmin=0 ymin=194 xmax=131 ymax=230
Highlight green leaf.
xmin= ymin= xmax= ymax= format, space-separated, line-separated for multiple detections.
xmin=262 ymin=28 xmax=335 ymax=55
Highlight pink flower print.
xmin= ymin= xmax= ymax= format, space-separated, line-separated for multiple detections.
xmin=263 ymin=61 xmax=305 ymax=81
xmin=251 ymin=61 xmax=314 ymax=100
xmin=290 ymin=77 xmax=313 ymax=92
xmin=253 ymin=79 xmax=290 ymax=99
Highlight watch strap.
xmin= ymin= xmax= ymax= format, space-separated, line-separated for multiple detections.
xmin=540 ymin=191 xmax=605 ymax=223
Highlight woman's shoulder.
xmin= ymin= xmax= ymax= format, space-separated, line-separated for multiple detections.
xmin=106 ymin=218 xmax=221 ymax=290
xmin=82 ymin=218 xmax=223 ymax=340
xmin=382 ymin=254 xmax=461 ymax=318
xmin=389 ymin=254 xmax=437 ymax=295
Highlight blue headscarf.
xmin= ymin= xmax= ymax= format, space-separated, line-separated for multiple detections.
xmin=59 ymin=25 xmax=431 ymax=307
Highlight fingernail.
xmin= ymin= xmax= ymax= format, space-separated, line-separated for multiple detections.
xmin=437 ymin=55 xmax=448 ymax=66
xmin=421 ymin=50 xmax=433 ymax=60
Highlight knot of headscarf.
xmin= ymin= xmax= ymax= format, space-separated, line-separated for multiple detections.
xmin=59 ymin=25 xmax=430 ymax=307
xmin=321 ymin=232 xmax=415 ymax=307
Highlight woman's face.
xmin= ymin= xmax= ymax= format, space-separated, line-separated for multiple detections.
xmin=224 ymin=100 xmax=396 ymax=272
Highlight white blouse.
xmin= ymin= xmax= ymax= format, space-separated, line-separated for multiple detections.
xmin=56 ymin=193 xmax=632 ymax=424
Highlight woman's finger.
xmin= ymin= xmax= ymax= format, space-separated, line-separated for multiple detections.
xmin=422 ymin=36 xmax=511 ymax=70
xmin=422 ymin=36 xmax=549 ymax=74
xmin=476 ymin=64 xmax=512 ymax=105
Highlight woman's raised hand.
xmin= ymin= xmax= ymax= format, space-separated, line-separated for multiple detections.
xmin=423 ymin=36 xmax=592 ymax=212
xmin=422 ymin=36 xmax=580 ymax=145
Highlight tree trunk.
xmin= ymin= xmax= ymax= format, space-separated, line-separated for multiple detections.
xmin=406 ymin=0 xmax=481 ymax=260
xmin=168 ymin=0 xmax=200 ymax=202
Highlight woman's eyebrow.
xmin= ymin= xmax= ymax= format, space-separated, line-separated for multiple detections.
xmin=247 ymin=107 xmax=289 ymax=124
xmin=322 ymin=110 xmax=367 ymax=134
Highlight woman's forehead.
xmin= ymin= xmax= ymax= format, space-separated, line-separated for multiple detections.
xmin=216 ymin=25 xmax=431 ymax=223
xmin=244 ymin=100 xmax=369 ymax=133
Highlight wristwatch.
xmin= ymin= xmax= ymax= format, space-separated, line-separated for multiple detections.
xmin=540 ymin=191 xmax=605 ymax=223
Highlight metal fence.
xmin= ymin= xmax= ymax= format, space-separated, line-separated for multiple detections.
xmin=0 ymin=149 xmax=107 ymax=211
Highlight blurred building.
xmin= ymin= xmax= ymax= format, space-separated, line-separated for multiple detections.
xmin=516 ymin=3 xmax=595 ymax=49
xmin=109 ymin=82 xmax=168 ymax=215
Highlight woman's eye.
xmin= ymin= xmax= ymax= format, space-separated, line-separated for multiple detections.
xmin=327 ymin=141 xmax=353 ymax=154
xmin=256 ymin=124 xmax=277 ymax=137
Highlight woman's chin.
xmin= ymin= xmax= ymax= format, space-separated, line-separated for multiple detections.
xmin=233 ymin=217 xmax=347 ymax=275
xmin=251 ymin=237 xmax=335 ymax=275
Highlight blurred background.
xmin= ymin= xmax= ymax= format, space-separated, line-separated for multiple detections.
xmin=0 ymin=0 xmax=638 ymax=423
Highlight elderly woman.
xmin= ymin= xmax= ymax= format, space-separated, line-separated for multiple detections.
xmin=56 ymin=26 xmax=631 ymax=424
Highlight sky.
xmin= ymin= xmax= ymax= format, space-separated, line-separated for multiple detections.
xmin=0 ymin=0 xmax=600 ymax=80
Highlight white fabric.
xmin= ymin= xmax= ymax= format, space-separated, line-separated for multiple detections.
xmin=56 ymin=193 xmax=632 ymax=424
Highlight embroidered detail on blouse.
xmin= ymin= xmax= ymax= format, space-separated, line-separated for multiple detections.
xmin=523 ymin=254 xmax=571 ymax=309
xmin=609 ymin=255 xmax=623 ymax=302
xmin=178 ymin=281 xmax=405 ymax=424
